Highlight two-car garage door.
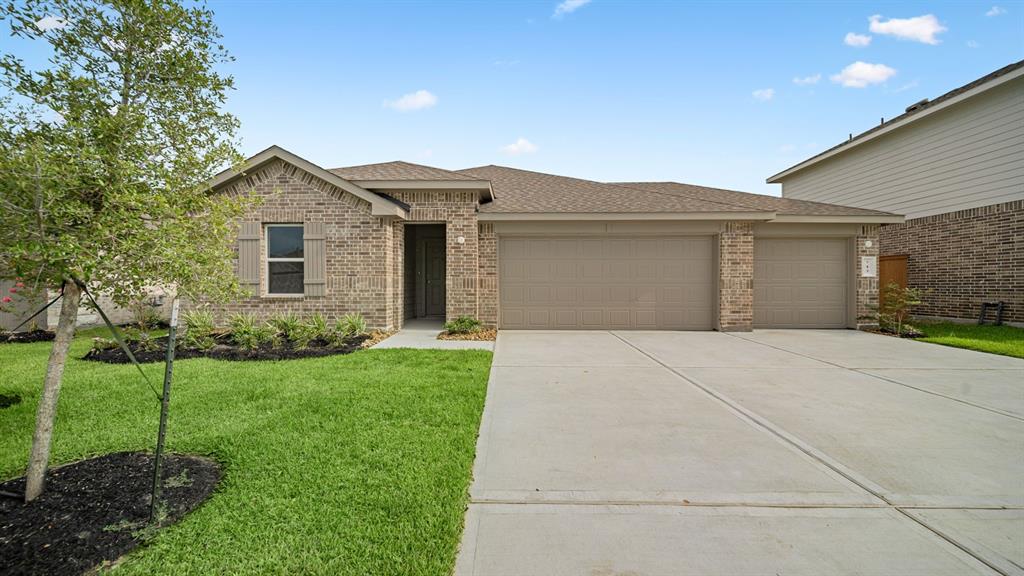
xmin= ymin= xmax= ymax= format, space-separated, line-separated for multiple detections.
xmin=499 ymin=236 xmax=714 ymax=330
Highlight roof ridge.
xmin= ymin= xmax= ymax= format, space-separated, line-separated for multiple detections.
xmin=612 ymin=181 xmax=763 ymax=212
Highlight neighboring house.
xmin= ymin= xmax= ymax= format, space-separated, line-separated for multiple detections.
xmin=0 ymin=279 xmax=173 ymax=332
xmin=202 ymin=145 xmax=899 ymax=331
xmin=768 ymin=60 xmax=1024 ymax=324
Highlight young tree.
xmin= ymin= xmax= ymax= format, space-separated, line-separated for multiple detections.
xmin=0 ymin=0 xmax=249 ymax=502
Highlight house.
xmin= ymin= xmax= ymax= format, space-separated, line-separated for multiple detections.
xmin=0 ymin=279 xmax=173 ymax=332
xmin=768 ymin=60 xmax=1024 ymax=325
xmin=202 ymin=145 xmax=899 ymax=332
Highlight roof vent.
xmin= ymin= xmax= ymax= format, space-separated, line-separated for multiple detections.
xmin=905 ymin=98 xmax=929 ymax=113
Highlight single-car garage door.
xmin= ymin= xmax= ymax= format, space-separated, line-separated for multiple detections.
xmin=500 ymin=236 xmax=714 ymax=330
xmin=754 ymin=238 xmax=848 ymax=328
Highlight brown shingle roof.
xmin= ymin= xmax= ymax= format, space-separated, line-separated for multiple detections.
xmin=330 ymin=160 xmax=479 ymax=181
xmin=458 ymin=165 xmax=757 ymax=214
xmin=615 ymin=182 xmax=896 ymax=217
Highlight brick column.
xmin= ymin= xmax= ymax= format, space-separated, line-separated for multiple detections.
xmin=718 ymin=222 xmax=754 ymax=332
xmin=855 ymin=224 xmax=880 ymax=329
xmin=477 ymin=223 xmax=498 ymax=328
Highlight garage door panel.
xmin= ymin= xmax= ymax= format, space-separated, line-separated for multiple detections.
xmin=500 ymin=236 xmax=713 ymax=330
xmin=754 ymin=238 xmax=848 ymax=329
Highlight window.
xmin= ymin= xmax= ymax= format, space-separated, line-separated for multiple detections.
xmin=266 ymin=225 xmax=304 ymax=295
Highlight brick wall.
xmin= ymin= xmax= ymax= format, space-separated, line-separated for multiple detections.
xmin=879 ymin=200 xmax=1023 ymax=323
xmin=478 ymin=223 xmax=498 ymax=327
xmin=856 ymin=225 xmax=880 ymax=328
xmin=199 ymin=160 xmax=394 ymax=328
xmin=389 ymin=191 xmax=480 ymax=322
xmin=718 ymin=222 xmax=754 ymax=331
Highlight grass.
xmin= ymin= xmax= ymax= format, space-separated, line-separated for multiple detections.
xmin=915 ymin=320 xmax=1024 ymax=359
xmin=0 ymin=332 xmax=492 ymax=575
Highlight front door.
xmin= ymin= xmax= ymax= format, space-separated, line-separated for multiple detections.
xmin=423 ymin=238 xmax=446 ymax=317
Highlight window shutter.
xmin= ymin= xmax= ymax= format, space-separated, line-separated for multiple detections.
xmin=304 ymin=221 xmax=326 ymax=298
xmin=238 ymin=221 xmax=261 ymax=294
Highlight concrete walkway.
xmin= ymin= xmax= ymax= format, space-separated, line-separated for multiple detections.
xmin=370 ymin=319 xmax=493 ymax=350
xmin=456 ymin=329 xmax=1024 ymax=575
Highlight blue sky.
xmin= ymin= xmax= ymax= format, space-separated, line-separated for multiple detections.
xmin=10 ymin=1 xmax=1024 ymax=195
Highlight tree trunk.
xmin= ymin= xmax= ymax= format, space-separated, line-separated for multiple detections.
xmin=24 ymin=281 xmax=81 ymax=502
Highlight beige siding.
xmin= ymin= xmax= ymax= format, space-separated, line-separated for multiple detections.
xmin=780 ymin=77 xmax=1024 ymax=219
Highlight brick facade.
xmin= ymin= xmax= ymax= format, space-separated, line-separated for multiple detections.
xmin=200 ymin=160 xmax=884 ymax=332
xmin=717 ymin=222 xmax=754 ymax=331
xmin=879 ymin=200 xmax=1023 ymax=323
xmin=198 ymin=164 xmax=487 ymax=330
xmin=856 ymin=225 xmax=880 ymax=328
xmin=200 ymin=159 xmax=394 ymax=326
xmin=478 ymin=223 xmax=498 ymax=327
xmin=388 ymin=191 xmax=480 ymax=323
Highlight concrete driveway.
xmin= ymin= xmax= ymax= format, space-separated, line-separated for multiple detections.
xmin=455 ymin=330 xmax=1024 ymax=576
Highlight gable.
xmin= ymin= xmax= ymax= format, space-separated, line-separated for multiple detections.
xmin=210 ymin=146 xmax=407 ymax=218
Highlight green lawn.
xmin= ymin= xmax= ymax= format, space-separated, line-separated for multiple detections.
xmin=0 ymin=334 xmax=492 ymax=575
xmin=916 ymin=320 xmax=1024 ymax=359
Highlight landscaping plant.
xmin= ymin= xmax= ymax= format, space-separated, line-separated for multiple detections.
xmin=444 ymin=316 xmax=482 ymax=335
xmin=876 ymin=282 xmax=925 ymax=337
xmin=0 ymin=0 xmax=247 ymax=501
xmin=181 ymin=310 xmax=217 ymax=351
xmin=337 ymin=312 xmax=368 ymax=339
xmin=228 ymin=313 xmax=275 ymax=351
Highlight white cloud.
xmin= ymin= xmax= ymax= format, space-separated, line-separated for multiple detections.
xmin=501 ymin=137 xmax=538 ymax=156
xmin=986 ymin=6 xmax=1007 ymax=16
xmin=553 ymin=0 xmax=591 ymax=18
xmin=792 ymin=73 xmax=821 ymax=85
xmin=967 ymin=40 xmax=981 ymax=48
xmin=868 ymin=14 xmax=947 ymax=45
xmin=844 ymin=32 xmax=872 ymax=47
xmin=830 ymin=61 xmax=897 ymax=88
xmin=752 ymin=88 xmax=775 ymax=101
xmin=418 ymin=148 xmax=433 ymax=159
xmin=35 ymin=15 xmax=65 ymax=32
xmin=892 ymin=80 xmax=919 ymax=93
xmin=383 ymin=89 xmax=438 ymax=112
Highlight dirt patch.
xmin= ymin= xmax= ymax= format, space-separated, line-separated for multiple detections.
xmin=0 ymin=452 xmax=220 ymax=576
xmin=1 ymin=330 xmax=55 ymax=344
xmin=82 ymin=334 xmax=370 ymax=364
xmin=0 ymin=393 xmax=21 ymax=409
xmin=438 ymin=329 xmax=497 ymax=341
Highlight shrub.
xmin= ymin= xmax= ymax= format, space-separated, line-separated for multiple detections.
xmin=268 ymin=312 xmax=304 ymax=342
xmin=876 ymin=282 xmax=925 ymax=337
xmin=123 ymin=327 xmax=160 ymax=352
xmin=91 ymin=337 xmax=117 ymax=352
xmin=306 ymin=313 xmax=330 ymax=340
xmin=443 ymin=316 xmax=481 ymax=335
xmin=133 ymin=304 xmax=164 ymax=331
xmin=336 ymin=313 xmax=367 ymax=340
xmin=182 ymin=310 xmax=217 ymax=351
xmin=229 ymin=313 xmax=275 ymax=351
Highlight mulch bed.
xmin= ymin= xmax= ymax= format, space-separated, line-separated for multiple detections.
xmin=1 ymin=330 xmax=55 ymax=344
xmin=0 ymin=452 xmax=220 ymax=576
xmin=864 ymin=327 xmax=924 ymax=339
xmin=437 ymin=329 xmax=497 ymax=341
xmin=83 ymin=334 xmax=370 ymax=364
